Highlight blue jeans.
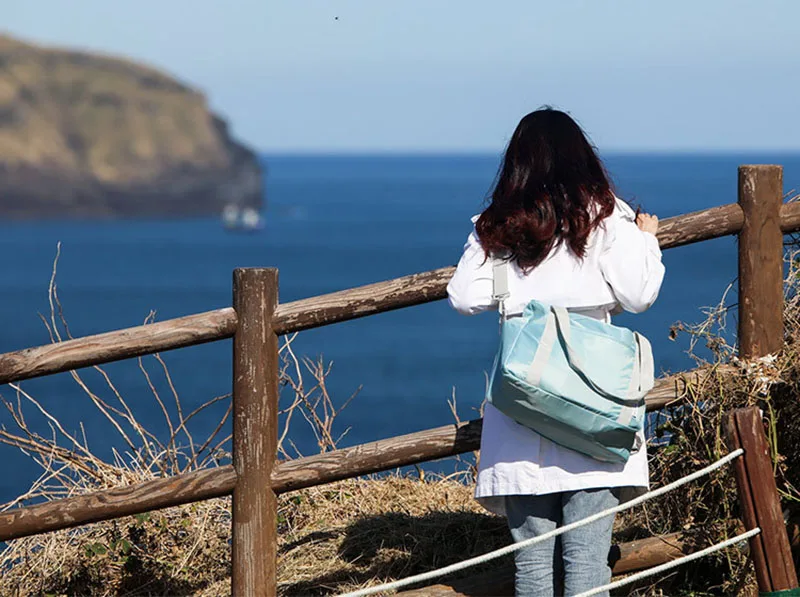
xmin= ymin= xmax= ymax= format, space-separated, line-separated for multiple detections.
xmin=505 ymin=488 xmax=619 ymax=597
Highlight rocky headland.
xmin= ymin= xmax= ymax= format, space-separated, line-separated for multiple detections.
xmin=0 ymin=34 xmax=262 ymax=218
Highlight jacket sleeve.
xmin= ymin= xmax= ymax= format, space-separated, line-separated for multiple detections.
xmin=599 ymin=200 xmax=666 ymax=314
xmin=446 ymin=226 xmax=497 ymax=316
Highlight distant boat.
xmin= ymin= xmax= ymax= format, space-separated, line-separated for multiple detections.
xmin=222 ymin=204 xmax=240 ymax=229
xmin=222 ymin=204 xmax=264 ymax=231
xmin=240 ymin=207 xmax=264 ymax=230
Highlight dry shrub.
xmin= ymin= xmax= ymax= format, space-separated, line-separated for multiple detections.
xmin=8 ymin=238 xmax=800 ymax=596
xmin=0 ymin=246 xmax=236 ymax=596
xmin=613 ymin=248 xmax=800 ymax=596
xmin=0 ymin=247 xmax=363 ymax=596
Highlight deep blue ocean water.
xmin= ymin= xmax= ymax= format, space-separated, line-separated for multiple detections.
xmin=1 ymin=153 xmax=799 ymax=505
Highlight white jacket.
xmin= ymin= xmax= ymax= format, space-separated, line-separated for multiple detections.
xmin=447 ymin=198 xmax=665 ymax=515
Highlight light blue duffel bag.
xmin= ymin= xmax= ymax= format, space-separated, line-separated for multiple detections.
xmin=487 ymin=259 xmax=654 ymax=463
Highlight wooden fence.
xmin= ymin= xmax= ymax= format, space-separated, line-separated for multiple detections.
xmin=0 ymin=165 xmax=798 ymax=595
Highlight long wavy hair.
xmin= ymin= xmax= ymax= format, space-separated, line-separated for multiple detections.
xmin=476 ymin=108 xmax=615 ymax=272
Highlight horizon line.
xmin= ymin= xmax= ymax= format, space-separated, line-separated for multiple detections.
xmin=259 ymin=148 xmax=800 ymax=158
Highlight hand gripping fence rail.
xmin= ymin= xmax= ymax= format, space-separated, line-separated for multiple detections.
xmin=339 ymin=448 xmax=750 ymax=597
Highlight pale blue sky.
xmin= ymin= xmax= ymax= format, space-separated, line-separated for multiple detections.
xmin=5 ymin=1 xmax=800 ymax=152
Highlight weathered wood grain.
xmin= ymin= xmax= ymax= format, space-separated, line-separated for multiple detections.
xmin=272 ymin=266 xmax=455 ymax=335
xmin=645 ymin=370 xmax=696 ymax=411
xmin=657 ymin=202 xmax=743 ymax=250
xmin=724 ymin=407 xmax=799 ymax=593
xmin=231 ymin=268 xmax=279 ymax=597
xmin=780 ymin=201 xmax=800 ymax=233
xmin=609 ymin=531 xmax=688 ymax=575
xmin=739 ymin=165 xmax=784 ymax=359
xmin=0 ymin=307 xmax=237 ymax=385
xmin=272 ymin=419 xmax=483 ymax=494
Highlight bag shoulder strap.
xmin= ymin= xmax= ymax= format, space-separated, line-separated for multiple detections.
xmin=492 ymin=257 xmax=511 ymax=317
xmin=633 ymin=333 xmax=655 ymax=396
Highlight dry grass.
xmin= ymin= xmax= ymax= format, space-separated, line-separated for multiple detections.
xmin=6 ymin=241 xmax=800 ymax=595
xmin=273 ymin=475 xmax=506 ymax=596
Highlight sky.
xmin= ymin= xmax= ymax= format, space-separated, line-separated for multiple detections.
xmin=4 ymin=1 xmax=800 ymax=153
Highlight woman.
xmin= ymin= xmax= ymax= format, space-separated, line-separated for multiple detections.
xmin=447 ymin=108 xmax=665 ymax=596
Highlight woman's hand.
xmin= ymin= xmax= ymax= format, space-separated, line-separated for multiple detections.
xmin=636 ymin=213 xmax=658 ymax=236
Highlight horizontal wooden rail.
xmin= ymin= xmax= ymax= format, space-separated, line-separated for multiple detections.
xmin=272 ymin=418 xmax=483 ymax=494
xmin=1 ymin=201 xmax=792 ymax=386
xmin=269 ymin=202 xmax=753 ymax=335
xmin=271 ymin=368 xmax=705 ymax=493
xmin=0 ymin=368 xmax=697 ymax=542
xmin=781 ymin=201 xmax=800 ymax=233
xmin=0 ymin=308 xmax=237 ymax=385
xmin=0 ymin=466 xmax=236 ymax=542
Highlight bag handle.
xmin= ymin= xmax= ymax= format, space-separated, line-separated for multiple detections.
xmin=493 ymin=259 xmax=651 ymax=405
xmin=551 ymin=306 xmax=645 ymax=407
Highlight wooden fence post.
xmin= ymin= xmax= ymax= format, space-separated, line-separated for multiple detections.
xmin=724 ymin=407 xmax=798 ymax=593
xmin=738 ymin=164 xmax=783 ymax=359
xmin=232 ymin=268 xmax=280 ymax=597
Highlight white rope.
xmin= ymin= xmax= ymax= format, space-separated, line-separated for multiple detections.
xmin=338 ymin=448 xmax=743 ymax=597
xmin=574 ymin=527 xmax=761 ymax=597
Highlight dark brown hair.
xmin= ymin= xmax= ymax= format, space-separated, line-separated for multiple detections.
xmin=476 ymin=108 xmax=615 ymax=271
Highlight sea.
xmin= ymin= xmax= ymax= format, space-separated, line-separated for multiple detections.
xmin=1 ymin=153 xmax=799 ymax=506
